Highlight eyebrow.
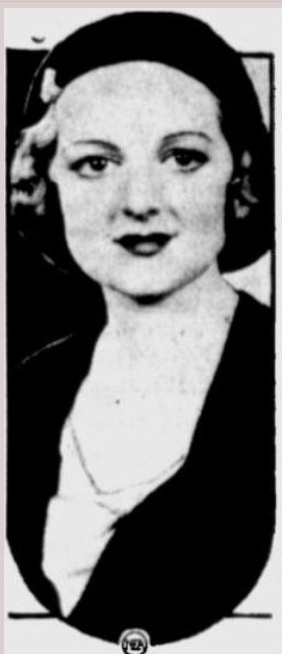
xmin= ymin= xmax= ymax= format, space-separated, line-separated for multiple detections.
xmin=161 ymin=131 xmax=212 ymax=147
xmin=71 ymin=139 xmax=121 ymax=154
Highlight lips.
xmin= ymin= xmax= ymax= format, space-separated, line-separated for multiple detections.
xmin=116 ymin=233 xmax=172 ymax=256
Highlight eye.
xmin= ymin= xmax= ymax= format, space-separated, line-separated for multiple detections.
xmin=71 ymin=155 xmax=114 ymax=178
xmin=165 ymin=148 xmax=208 ymax=172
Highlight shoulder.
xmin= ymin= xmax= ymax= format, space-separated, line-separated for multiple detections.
xmin=236 ymin=290 xmax=272 ymax=323
xmin=219 ymin=290 xmax=273 ymax=396
xmin=9 ymin=333 xmax=78 ymax=398
xmin=11 ymin=318 xmax=102 ymax=382
xmin=233 ymin=290 xmax=273 ymax=349
xmin=8 ymin=329 xmax=97 ymax=430
xmin=10 ymin=276 xmax=106 ymax=374
xmin=226 ymin=292 xmax=274 ymax=417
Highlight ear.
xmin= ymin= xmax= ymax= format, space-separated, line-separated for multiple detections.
xmin=231 ymin=150 xmax=259 ymax=220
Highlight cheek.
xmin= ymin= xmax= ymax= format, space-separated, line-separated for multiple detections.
xmin=55 ymin=180 xmax=112 ymax=241
xmin=166 ymin=170 xmax=230 ymax=234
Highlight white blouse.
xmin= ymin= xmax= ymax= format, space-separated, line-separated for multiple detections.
xmin=42 ymin=413 xmax=186 ymax=616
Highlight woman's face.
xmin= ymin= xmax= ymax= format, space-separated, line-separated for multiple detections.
xmin=49 ymin=61 xmax=234 ymax=299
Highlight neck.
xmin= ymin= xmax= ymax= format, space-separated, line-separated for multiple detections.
xmin=102 ymin=264 xmax=237 ymax=354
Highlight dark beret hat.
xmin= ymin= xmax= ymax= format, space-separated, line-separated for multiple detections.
xmin=24 ymin=10 xmax=260 ymax=146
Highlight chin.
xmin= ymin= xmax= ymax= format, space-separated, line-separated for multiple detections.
xmin=110 ymin=283 xmax=169 ymax=302
xmin=86 ymin=258 xmax=217 ymax=302
xmin=106 ymin=275 xmax=202 ymax=304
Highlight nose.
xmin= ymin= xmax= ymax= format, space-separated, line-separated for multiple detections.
xmin=122 ymin=166 xmax=160 ymax=221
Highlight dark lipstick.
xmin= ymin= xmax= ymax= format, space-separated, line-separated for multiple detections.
xmin=117 ymin=233 xmax=172 ymax=256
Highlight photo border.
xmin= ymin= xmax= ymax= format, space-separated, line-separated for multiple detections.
xmin=2 ymin=3 xmax=282 ymax=654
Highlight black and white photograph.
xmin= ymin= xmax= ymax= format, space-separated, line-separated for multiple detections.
xmin=5 ymin=6 xmax=280 ymax=653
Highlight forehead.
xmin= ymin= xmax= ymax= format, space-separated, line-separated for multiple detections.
xmin=55 ymin=61 xmax=221 ymax=137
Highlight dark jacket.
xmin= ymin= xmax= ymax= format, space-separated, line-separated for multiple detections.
xmin=7 ymin=291 xmax=275 ymax=645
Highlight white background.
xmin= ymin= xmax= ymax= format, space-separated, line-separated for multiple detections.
xmin=5 ymin=6 xmax=282 ymax=654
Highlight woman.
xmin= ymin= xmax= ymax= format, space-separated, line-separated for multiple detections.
xmin=8 ymin=11 xmax=275 ymax=646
